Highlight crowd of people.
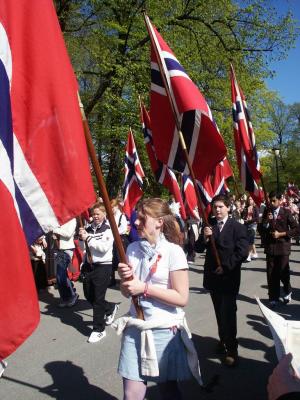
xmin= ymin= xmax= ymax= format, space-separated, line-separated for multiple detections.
xmin=25 ymin=190 xmax=300 ymax=399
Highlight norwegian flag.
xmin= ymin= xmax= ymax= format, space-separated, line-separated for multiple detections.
xmin=140 ymin=102 xmax=186 ymax=220
xmin=181 ymin=175 xmax=199 ymax=219
xmin=123 ymin=129 xmax=144 ymax=218
xmin=0 ymin=1 xmax=95 ymax=358
xmin=211 ymin=158 xmax=232 ymax=196
xmin=230 ymin=65 xmax=263 ymax=205
xmin=146 ymin=16 xmax=227 ymax=181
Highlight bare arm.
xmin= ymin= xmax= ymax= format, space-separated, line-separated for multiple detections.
xmin=119 ymin=263 xmax=189 ymax=307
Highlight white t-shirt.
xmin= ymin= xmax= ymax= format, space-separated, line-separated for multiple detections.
xmin=126 ymin=238 xmax=188 ymax=321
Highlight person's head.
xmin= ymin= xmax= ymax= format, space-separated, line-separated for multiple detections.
xmin=111 ymin=198 xmax=122 ymax=214
xmin=234 ymin=200 xmax=241 ymax=210
xmin=91 ymin=202 xmax=106 ymax=224
xmin=247 ymin=196 xmax=254 ymax=206
xmin=211 ymin=194 xmax=230 ymax=221
xmin=269 ymin=191 xmax=282 ymax=210
xmin=135 ymin=198 xmax=181 ymax=245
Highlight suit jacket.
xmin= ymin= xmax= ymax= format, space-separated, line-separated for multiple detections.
xmin=195 ymin=218 xmax=248 ymax=294
xmin=262 ymin=207 xmax=299 ymax=256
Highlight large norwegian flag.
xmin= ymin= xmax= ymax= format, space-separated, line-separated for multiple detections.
xmin=0 ymin=1 xmax=95 ymax=358
xmin=146 ymin=16 xmax=227 ymax=181
xmin=123 ymin=129 xmax=144 ymax=218
xmin=140 ymin=102 xmax=186 ymax=220
xmin=230 ymin=65 xmax=263 ymax=205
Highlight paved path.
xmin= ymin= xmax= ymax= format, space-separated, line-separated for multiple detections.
xmin=1 ymin=242 xmax=300 ymax=399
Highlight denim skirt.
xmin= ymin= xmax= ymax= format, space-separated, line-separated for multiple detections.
xmin=118 ymin=326 xmax=192 ymax=382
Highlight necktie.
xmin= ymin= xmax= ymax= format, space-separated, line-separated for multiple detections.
xmin=218 ymin=221 xmax=224 ymax=232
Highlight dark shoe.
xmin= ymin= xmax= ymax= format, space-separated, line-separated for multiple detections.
xmin=269 ymin=300 xmax=280 ymax=309
xmin=223 ymin=351 xmax=238 ymax=367
xmin=216 ymin=341 xmax=226 ymax=354
xmin=66 ymin=293 xmax=79 ymax=308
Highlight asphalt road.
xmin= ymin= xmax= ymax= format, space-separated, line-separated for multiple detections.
xmin=1 ymin=241 xmax=300 ymax=400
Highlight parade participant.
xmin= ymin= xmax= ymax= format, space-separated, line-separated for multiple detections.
xmin=30 ymin=235 xmax=47 ymax=291
xmin=242 ymin=196 xmax=259 ymax=261
xmin=231 ymin=199 xmax=244 ymax=224
xmin=116 ymin=198 xmax=201 ymax=400
xmin=79 ymin=203 xmax=119 ymax=343
xmin=185 ymin=215 xmax=200 ymax=264
xmin=110 ymin=198 xmax=130 ymax=286
xmin=262 ymin=191 xmax=299 ymax=307
xmin=195 ymin=194 xmax=248 ymax=367
xmin=53 ymin=219 xmax=78 ymax=308
xmin=268 ymin=353 xmax=300 ymax=400
xmin=285 ymin=197 xmax=300 ymax=245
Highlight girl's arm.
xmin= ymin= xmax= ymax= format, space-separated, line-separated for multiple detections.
xmin=119 ymin=264 xmax=189 ymax=307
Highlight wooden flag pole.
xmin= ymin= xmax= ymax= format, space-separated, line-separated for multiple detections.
xmin=231 ymin=171 xmax=241 ymax=199
xmin=144 ymin=14 xmax=222 ymax=270
xmin=78 ymin=94 xmax=144 ymax=320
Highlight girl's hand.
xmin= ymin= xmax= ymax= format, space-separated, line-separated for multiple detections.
xmin=79 ymin=228 xmax=88 ymax=241
xmin=121 ymin=276 xmax=145 ymax=297
xmin=118 ymin=262 xmax=133 ymax=280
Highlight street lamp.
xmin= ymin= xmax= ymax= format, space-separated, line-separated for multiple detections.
xmin=272 ymin=147 xmax=280 ymax=192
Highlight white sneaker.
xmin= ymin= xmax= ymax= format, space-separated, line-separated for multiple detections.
xmin=105 ymin=304 xmax=119 ymax=326
xmin=251 ymin=254 xmax=258 ymax=259
xmin=283 ymin=292 xmax=292 ymax=304
xmin=88 ymin=330 xmax=106 ymax=343
xmin=0 ymin=360 xmax=8 ymax=378
xmin=246 ymin=255 xmax=251 ymax=262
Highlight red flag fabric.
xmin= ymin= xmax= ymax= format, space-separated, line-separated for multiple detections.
xmin=230 ymin=65 xmax=263 ymax=205
xmin=211 ymin=158 xmax=233 ymax=196
xmin=67 ymin=239 xmax=83 ymax=282
xmin=146 ymin=16 xmax=227 ymax=181
xmin=140 ymin=102 xmax=186 ymax=220
xmin=181 ymin=175 xmax=201 ymax=220
xmin=0 ymin=1 xmax=96 ymax=245
xmin=0 ymin=0 xmax=96 ymax=358
xmin=123 ymin=130 xmax=144 ymax=218
xmin=0 ymin=182 xmax=39 ymax=359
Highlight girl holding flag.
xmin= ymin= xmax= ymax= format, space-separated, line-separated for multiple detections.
xmin=114 ymin=198 xmax=201 ymax=400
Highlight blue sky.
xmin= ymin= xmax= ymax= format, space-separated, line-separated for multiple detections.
xmin=265 ymin=0 xmax=300 ymax=105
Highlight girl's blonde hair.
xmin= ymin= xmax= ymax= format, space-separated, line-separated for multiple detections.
xmin=136 ymin=198 xmax=182 ymax=245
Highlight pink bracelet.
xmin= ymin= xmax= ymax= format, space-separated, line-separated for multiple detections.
xmin=143 ymin=282 xmax=149 ymax=297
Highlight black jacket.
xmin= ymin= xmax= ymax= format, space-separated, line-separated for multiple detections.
xmin=195 ymin=218 xmax=248 ymax=294
xmin=262 ymin=207 xmax=299 ymax=256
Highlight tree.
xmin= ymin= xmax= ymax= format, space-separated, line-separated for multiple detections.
xmin=54 ymin=0 xmax=298 ymax=197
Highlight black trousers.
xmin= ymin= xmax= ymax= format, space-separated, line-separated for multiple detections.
xmin=83 ymin=263 xmax=115 ymax=332
xmin=210 ymin=291 xmax=238 ymax=352
xmin=266 ymin=254 xmax=291 ymax=301
xmin=185 ymin=226 xmax=196 ymax=262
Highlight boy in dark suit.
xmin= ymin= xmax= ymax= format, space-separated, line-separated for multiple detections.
xmin=195 ymin=194 xmax=248 ymax=367
xmin=262 ymin=191 xmax=299 ymax=307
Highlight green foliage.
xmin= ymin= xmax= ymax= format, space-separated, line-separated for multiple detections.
xmin=54 ymin=0 xmax=298 ymax=197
